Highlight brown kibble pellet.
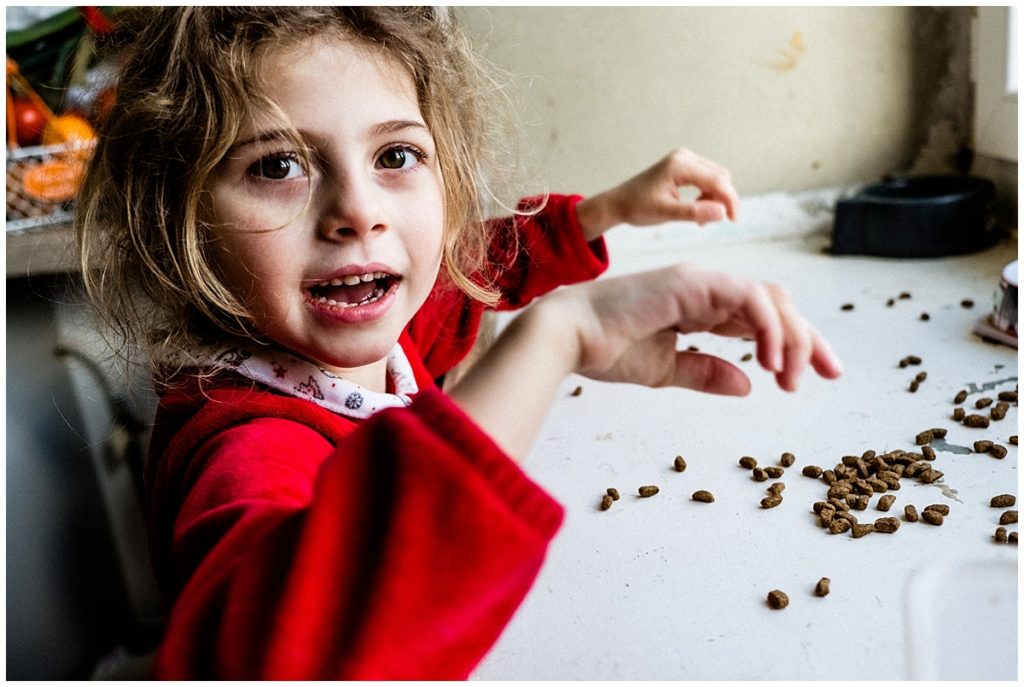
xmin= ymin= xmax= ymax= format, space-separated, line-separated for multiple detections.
xmin=921 ymin=510 xmax=944 ymax=526
xmin=740 ymin=352 xmax=753 ymax=362
xmin=877 ymin=495 xmax=896 ymax=512
xmin=906 ymin=356 xmax=922 ymax=365
xmin=909 ymin=380 xmax=920 ymax=392
xmin=692 ymin=490 xmax=715 ymax=503
xmin=1010 ymin=435 xmax=1018 ymax=445
xmin=904 ymin=505 xmax=919 ymax=522
xmin=607 ymin=487 xmax=620 ymax=501
xmin=851 ymin=523 xmax=874 ymax=538
xmin=921 ymin=446 xmax=936 ymax=461
xmin=829 ymin=518 xmax=852 ymax=534
xmin=952 ymin=407 xmax=966 ymax=421
xmin=961 ymin=299 xmax=974 ymax=308
xmin=991 ymin=405 xmax=1007 ymax=421
xmin=767 ymin=589 xmax=789 ymax=609
xmin=990 ymin=494 xmax=1016 ymax=508
xmin=995 ymin=526 xmax=1008 ymax=543
xmin=954 ymin=390 xmax=969 ymax=404
xmin=989 ymin=444 xmax=1008 ymax=459
xmin=599 ymin=494 xmax=614 ymax=510
xmin=840 ymin=303 xmax=854 ymax=311
xmin=802 ymin=465 xmax=823 ymax=478
xmin=761 ymin=495 xmax=783 ymax=509
xmin=814 ymin=577 xmax=831 ymax=597
xmin=739 ymin=456 xmax=758 ymax=469
xmin=768 ymin=482 xmax=786 ymax=495
xmin=930 ymin=428 xmax=947 ymax=438
xmin=674 ymin=456 xmax=687 ymax=472
xmin=975 ymin=397 xmax=993 ymax=409
xmin=899 ymin=291 xmax=912 ymax=300
xmin=874 ymin=517 xmax=901 ymax=533
xmin=997 ymin=390 xmax=1018 ymax=403
xmin=999 ymin=510 xmax=1018 ymax=525
xmin=638 ymin=485 xmax=660 ymax=498
xmin=1010 ymin=532 xmax=1018 ymax=545
xmin=915 ymin=371 xmax=928 ymax=383
xmin=924 ymin=503 xmax=950 ymax=516
xmin=919 ymin=312 xmax=930 ymax=321
xmin=752 ymin=467 xmax=769 ymax=482
xmin=915 ymin=431 xmax=933 ymax=445
xmin=571 ymin=385 xmax=583 ymax=397
xmin=964 ymin=414 xmax=991 ymax=428
xmin=886 ymin=297 xmax=896 ymax=307
xmin=974 ymin=440 xmax=993 ymax=453
xmin=780 ymin=452 xmax=795 ymax=467
xmin=917 ymin=468 xmax=943 ymax=484
xmin=765 ymin=466 xmax=784 ymax=478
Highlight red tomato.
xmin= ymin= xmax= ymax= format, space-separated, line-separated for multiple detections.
xmin=13 ymin=97 xmax=46 ymax=147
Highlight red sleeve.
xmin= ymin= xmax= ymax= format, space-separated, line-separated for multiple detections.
xmin=408 ymin=193 xmax=608 ymax=380
xmin=150 ymin=387 xmax=562 ymax=680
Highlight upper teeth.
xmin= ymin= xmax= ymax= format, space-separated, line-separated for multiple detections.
xmin=316 ymin=271 xmax=389 ymax=287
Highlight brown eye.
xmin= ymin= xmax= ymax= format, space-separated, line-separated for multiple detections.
xmin=377 ymin=146 xmax=420 ymax=170
xmin=248 ymin=153 xmax=303 ymax=180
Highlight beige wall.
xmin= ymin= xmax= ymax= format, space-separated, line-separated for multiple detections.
xmin=458 ymin=6 xmax=939 ymax=197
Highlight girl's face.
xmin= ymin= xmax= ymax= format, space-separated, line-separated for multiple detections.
xmin=205 ymin=37 xmax=445 ymax=390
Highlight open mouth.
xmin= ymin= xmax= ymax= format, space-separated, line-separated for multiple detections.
xmin=306 ymin=271 xmax=398 ymax=308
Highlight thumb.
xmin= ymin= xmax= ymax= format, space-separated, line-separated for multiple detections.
xmin=670 ymin=352 xmax=752 ymax=396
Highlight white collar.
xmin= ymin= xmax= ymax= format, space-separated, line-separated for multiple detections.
xmin=205 ymin=342 xmax=418 ymax=420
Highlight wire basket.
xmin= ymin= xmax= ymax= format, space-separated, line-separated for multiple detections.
xmin=6 ymin=139 xmax=95 ymax=232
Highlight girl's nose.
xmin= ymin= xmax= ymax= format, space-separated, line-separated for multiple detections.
xmin=317 ymin=176 xmax=388 ymax=241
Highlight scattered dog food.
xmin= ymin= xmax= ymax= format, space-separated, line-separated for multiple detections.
xmin=768 ymin=482 xmax=786 ymax=496
xmin=990 ymin=494 xmax=1016 ymax=508
xmin=828 ymin=518 xmax=852 ymax=534
xmin=841 ymin=303 xmax=854 ymax=311
xmin=1010 ymin=532 xmax=1019 ymax=545
xmin=802 ymin=465 xmax=823 ymax=478
xmin=909 ymin=380 xmax=920 ymax=392
xmin=571 ymin=385 xmax=583 ymax=397
xmin=692 ymin=490 xmax=715 ymax=503
xmin=921 ymin=510 xmax=944 ymax=526
xmin=739 ymin=456 xmax=758 ymax=469
xmin=999 ymin=510 xmax=1018 ymax=525
xmin=1011 ymin=435 xmax=1018 ymax=445
xmin=752 ymin=468 xmax=769 ymax=482
xmin=874 ymin=517 xmax=901 ymax=533
xmin=877 ymin=495 xmax=896 ymax=512
xmin=916 ymin=430 xmax=934 ymax=445
xmin=607 ymin=488 xmax=620 ymax=501
xmin=989 ymin=444 xmax=1008 ymax=459
xmin=904 ymin=505 xmax=919 ymax=522
xmin=997 ymin=391 xmax=1018 ymax=403
xmin=921 ymin=446 xmax=936 ymax=461
xmin=899 ymin=291 xmax=912 ymax=300
xmin=780 ymin=452 xmax=796 ymax=467
xmin=674 ymin=456 xmax=687 ymax=472
xmin=919 ymin=312 xmax=930 ymax=321
xmin=952 ymin=407 xmax=966 ymax=421
xmin=961 ymin=299 xmax=974 ymax=308
xmin=995 ymin=526 xmax=1008 ymax=543
xmin=761 ymin=495 xmax=783 ymax=509
xmin=767 ymin=590 xmax=789 ymax=609
xmin=741 ymin=352 xmax=753 ymax=362
xmin=964 ymin=414 xmax=991 ymax=428
xmin=886 ymin=298 xmax=895 ymax=307
xmin=814 ymin=577 xmax=831 ymax=596
xmin=638 ymin=485 xmax=660 ymax=498
xmin=924 ymin=504 xmax=949 ymax=516
xmin=954 ymin=390 xmax=969 ymax=404
xmin=599 ymin=494 xmax=614 ymax=511
xmin=851 ymin=523 xmax=874 ymax=538
xmin=915 ymin=372 xmax=928 ymax=383
xmin=991 ymin=404 xmax=1008 ymax=420
xmin=975 ymin=397 xmax=993 ymax=409
xmin=765 ymin=466 xmax=784 ymax=478
xmin=974 ymin=440 xmax=993 ymax=453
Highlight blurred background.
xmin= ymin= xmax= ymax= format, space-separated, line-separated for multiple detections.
xmin=5 ymin=5 xmax=1018 ymax=680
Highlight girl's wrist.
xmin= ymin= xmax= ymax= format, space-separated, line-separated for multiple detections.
xmin=576 ymin=191 xmax=621 ymax=242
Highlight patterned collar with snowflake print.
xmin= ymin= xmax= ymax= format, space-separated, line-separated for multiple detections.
xmin=206 ymin=342 xmax=419 ymax=420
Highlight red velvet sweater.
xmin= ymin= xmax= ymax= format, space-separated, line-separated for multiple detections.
xmin=145 ymin=195 xmax=608 ymax=679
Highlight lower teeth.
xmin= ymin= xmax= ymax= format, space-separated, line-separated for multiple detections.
xmin=317 ymin=288 xmax=383 ymax=308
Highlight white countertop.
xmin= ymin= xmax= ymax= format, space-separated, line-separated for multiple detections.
xmin=473 ymin=191 xmax=1019 ymax=681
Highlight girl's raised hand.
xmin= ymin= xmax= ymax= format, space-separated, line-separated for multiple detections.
xmin=556 ymin=262 xmax=842 ymax=395
xmin=577 ymin=147 xmax=740 ymax=241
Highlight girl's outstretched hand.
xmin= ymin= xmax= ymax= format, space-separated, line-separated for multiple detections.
xmin=554 ymin=262 xmax=843 ymax=395
xmin=577 ymin=147 xmax=740 ymax=241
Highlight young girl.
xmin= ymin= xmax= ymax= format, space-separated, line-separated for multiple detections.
xmin=76 ymin=7 xmax=842 ymax=680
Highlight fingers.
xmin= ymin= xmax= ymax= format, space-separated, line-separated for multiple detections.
xmin=671 ymin=352 xmax=752 ymax=396
xmin=765 ymin=284 xmax=844 ymax=391
xmin=665 ymin=147 xmax=740 ymax=221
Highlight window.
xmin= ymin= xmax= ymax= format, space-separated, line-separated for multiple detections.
xmin=973 ymin=6 xmax=1018 ymax=162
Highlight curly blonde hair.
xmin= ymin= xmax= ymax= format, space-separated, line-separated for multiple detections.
xmin=76 ymin=6 xmax=519 ymax=374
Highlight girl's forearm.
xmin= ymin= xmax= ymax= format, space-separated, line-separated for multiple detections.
xmin=575 ymin=191 xmax=621 ymax=243
xmin=447 ymin=300 xmax=580 ymax=461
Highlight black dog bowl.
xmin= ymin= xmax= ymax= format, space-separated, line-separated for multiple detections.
xmin=831 ymin=175 xmax=996 ymax=257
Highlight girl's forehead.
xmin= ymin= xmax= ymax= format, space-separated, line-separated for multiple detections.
xmin=258 ymin=34 xmax=413 ymax=89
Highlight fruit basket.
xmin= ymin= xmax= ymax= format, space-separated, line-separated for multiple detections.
xmin=6 ymin=138 xmax=95 ymax=231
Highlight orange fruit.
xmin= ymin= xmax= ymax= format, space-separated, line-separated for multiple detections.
xmin=42 ymin=113 xmax=97 ymax=146
xmin=21 ymin=158 xmax=87 ymax=203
